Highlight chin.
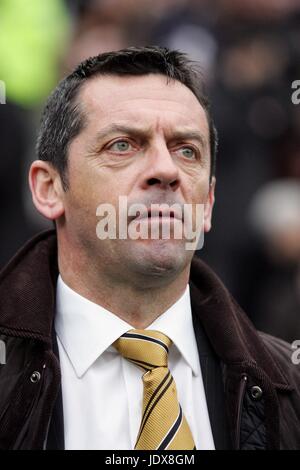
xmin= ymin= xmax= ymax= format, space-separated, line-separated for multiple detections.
xmin=129 ymin=239 xmax=189 ymax=277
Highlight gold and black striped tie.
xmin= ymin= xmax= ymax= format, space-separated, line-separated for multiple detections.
xmin=113 ymin=329 xmax=195 ymax=450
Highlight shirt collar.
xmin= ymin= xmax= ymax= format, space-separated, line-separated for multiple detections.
xmin=55 ymin=276 xmax=132 ymax=378
xmin=55 ymin=276 xmax=200 ymax=378
xmin=148 ymin=285 xmax=200 ymax=377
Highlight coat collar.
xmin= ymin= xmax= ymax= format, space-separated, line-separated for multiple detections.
xmin=0 ymin=229 xmax=291 ymax=390
xmin=189 ymin=262 xmax=291 ymax=390
xmin=0 ymin=230 xmax=58 ymax=345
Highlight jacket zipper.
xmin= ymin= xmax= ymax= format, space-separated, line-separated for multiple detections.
xmin=235 ymin=374 xmax=248 ymax=450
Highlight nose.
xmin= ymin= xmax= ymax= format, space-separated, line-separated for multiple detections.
xmin=141 ymin=142 xmax=180 ymax=191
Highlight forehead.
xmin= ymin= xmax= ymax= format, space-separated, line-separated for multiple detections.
xmin=77 ymin=74 xmax=209 ymax=136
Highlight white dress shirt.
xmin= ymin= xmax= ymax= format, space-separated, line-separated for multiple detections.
xmin=55 ymin=275 xmax=215 ymax=450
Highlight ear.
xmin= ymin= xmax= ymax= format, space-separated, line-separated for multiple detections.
xmin=29 ymin=160 xmax=65 ymax=220
xmin=204 ymin=176 xmax=216 ymax=233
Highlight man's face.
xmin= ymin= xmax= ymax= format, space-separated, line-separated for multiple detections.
xmin=60 ymin=74 xmax=215 ymax=284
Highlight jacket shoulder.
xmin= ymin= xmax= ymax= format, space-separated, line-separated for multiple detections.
xmin=259 ymin=331 xmax=300 ymax=386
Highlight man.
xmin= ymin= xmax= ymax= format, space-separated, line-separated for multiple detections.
xmin=0 ymin=46 xmax=300 ymax=450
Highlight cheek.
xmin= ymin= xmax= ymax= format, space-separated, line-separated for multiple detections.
xmin=185 ymin=176 xmax=210 ymax=204
xmin=68 ymin=163 xmax=113 ymax=207
xmin=65 ymin=178 xmax=129 ymax=235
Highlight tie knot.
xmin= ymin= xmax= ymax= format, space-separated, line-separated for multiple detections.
xmin=113 ymin=329 xmax=172 ymax=371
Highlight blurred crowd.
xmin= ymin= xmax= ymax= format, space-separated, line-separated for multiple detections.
xmin=0 ymin=0 xmax=299 ymax=342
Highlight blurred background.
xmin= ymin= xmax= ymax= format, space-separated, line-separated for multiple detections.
xmin=0 ymin=0 xmax=299 ymax=342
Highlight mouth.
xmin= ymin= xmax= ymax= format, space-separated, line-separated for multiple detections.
xmin=134 ymin=208 xmax=183 ymax=222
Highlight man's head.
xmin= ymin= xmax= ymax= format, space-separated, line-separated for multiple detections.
xmin=30 ymin=46 xmax=217 ymax=288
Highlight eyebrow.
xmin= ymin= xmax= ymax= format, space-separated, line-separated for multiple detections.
xmin=93 ymin=124 xmax=151 ymax=144
xmin=92 ymin=124 xmax=207 ymax=148
xmin=170 ymin=129 xmax=207 ymax=148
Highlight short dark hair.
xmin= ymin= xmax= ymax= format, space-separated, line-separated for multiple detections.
xmin=36 ymin=46 xmax=218 ymax=190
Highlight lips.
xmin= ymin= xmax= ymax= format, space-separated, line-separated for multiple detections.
xmin=134 ymin=207 xmax=183 ymax=222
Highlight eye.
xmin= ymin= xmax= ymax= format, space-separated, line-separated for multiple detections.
xmin=108 ymin=140 xmax=133 ymax=153
xmin=175 ymin=146 xmax=197 ymax=160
